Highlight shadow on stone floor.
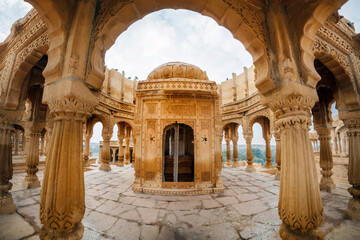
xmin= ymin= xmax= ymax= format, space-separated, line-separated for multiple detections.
xmin=1 ymin=164 xmax=359 ymax=240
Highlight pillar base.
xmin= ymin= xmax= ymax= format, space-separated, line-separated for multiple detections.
xmin=319 ymin=178 xmax=336 ymax=192
xmin=116 ymin=161 xmax=124 ymax=167
xmin=23 ymin=176 xmax=41 ymax=189
xmin=99 ymin=163 xmax=111 ymax=171
xmin=275 ymin=170 xmax=281 ymax=180
xmin=83 ymin=161 xmax=90 ymax=167
xmin=40 ymin=222 xmax=84 ymax=240
xmin=265 ymin=161 xmax=275 ymax=169
xmin=346 ymin=187 xmax=360 ymax=220
xmin=226 ymin=160 xmax=232 ymax=165
xmin=232 ymin=161 xmax=240 ymax=168
xmin=0 ymin=183 xmax=16 ymax=214
xmin=246 ymin=164 xmax=256 ymax=172
xmin=279 ymin=223 xmax=324 ymax=240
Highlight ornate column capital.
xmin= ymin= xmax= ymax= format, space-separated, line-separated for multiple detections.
xmin=48 ymin=96 xmax=94 ymax=122
xmin=268 ymin=93 xmax=315 ymax=130
xmin=102 ymin=133 xmax=112 ymax=141
xmin=243 ymin=134 xmax=253 ymax=143
xmin=315 ymin=127 xmax=332 ymax=140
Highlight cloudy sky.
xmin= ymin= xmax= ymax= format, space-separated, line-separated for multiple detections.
xmin=0 ymin=0 xmax=358 ymax=145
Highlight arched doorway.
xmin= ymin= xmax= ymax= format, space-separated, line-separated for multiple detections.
xmin=162 ymin=123 xmax=194 ymax=183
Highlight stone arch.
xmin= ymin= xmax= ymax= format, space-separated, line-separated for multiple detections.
xmin=313 ymin=39 xmax=360 ymax=111
xmin=115 ymin=120 xmax=134 ymax=133
xmin=4 ymin=38 xmax=48 ymax=110
xmin=86 ymin=0 xmax=272 ymax=93
xmin=25 ymin=0 xmax=73 ymax=84
xmin=86 ymin=112 xmax=110 ymax=138
xmin=244 ymin=108 xmax=274 ymax=136
xmin=299 ymin=1 xmax=347 ymax=87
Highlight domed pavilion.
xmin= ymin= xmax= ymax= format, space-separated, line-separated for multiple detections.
xmin=132 ymin=62 xmax=224 ymax=194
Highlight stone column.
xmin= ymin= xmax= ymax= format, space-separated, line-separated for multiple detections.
xmin=23 ymin=126 xmax=41 ymax=188
xmin=111 ymin=149 xmax=116 ymax=164
xmin=124 ymin=137 xmax=130 ymax=165
xmin=331 ymin=128 xmax=336 ymax=153
xmin=117 ymin=134 xmax=124 ymax=167
xmin=40 ymin=134 xmax=45 ymax=156
xmin=40 ymin=97 xmax=92 ymax=239
xmin=232 ymin=135 xmax=240 ymax=168
xmin=337 ymin=134 xmax=342 ymax=154
xmin=333 ymin=135 xmax=338 ymax=154
xmin=268 ymin=91 xmax=323 ymax=239
xmin=132 ymin=137 xmax=136 ymax=167
xmin=341 ymin=134 xmax=346 ymax=154
xmin=264 ymin=135 xmax=274 ymax=169
xmin=83 ymin=135 xmax=91 ymax=167
xmin=21 ymin=130 xmax=26 ymax=154
xmin=274 ymin=131 xmax=281 ymax=180
xmin=225 ymin=137 xmax=231 ymax=165
xmin=316 ymin=127 xmax=336 ymax=192
xmin=244 ymin=134 xmax=255 ymax=172
xmin=45 ymin=123 xmax=53 ymax=156
xmin=342 ymin=116 xmax=360 ymax=220
xmin=345 ymin=134 xmax=349 ymax=156
xmin=14 ymin=129 xmax=20 ymax=156
xmin=0 ymin=121 xmax=16 ymax=214
xmin=11 ymin=132 xmax=15 ymax=153
xmin=22 ymin=131 xmax=26 ymax=152
xmin=124 ymin=127 xmax=131 ymax=165
xmin=99 ymin=133 xmax=112 ymax=171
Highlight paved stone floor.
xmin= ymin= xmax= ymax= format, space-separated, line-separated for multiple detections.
xmin=1 ymin=164 xmax=360 ymax=240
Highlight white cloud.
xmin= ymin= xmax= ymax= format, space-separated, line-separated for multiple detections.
xmin=0 ymin=0 xmax=32 ymax=42
xmin=0 ymin=2 xmax=355 ymax=146
xmin=105 ymin=9 xmax=253 ymax=82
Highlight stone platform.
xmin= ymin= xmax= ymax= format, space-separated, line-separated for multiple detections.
xmin=1 ymin=165 xmax=359 ymax=240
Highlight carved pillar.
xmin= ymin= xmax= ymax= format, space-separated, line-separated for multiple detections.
xmin=83 ymin=135 xmax=91 ymax=167
xmin=132 ymin=137 xmax=136 ymax=167
xmin=124 ymin=127 xmax=131 ymax=165
xmin=268 ymin=91 xmax=323 ymax=239
xmin=341 ymin=134 xmax=346 ymax=154
xmin=244 ymin=134 xmax=255 ymax=172
xmin=45 ymin=122 xmax=53 ymax=156
xmin=342 ymin=116 xmax=360 ymax=220
xmin=345 ymin=134 xmax=349 ymax=156
xmin=99 ymin=133 xmax=112 ymax=171
xmin=124 ymin=137 xmax=130 ymax=165
xmin=264 ymin=135 xmax=274 ymax=169
xmin=23 ymin=126 xmax=41 ymax=188
xmin=40 ymin=97 xmax=93 ymax=239
xmin=22 ymin=131 xmax=26 ymax=152
xmin=14 ymin=129 xmax=20 ymax=156
xmin=316 ymin=127 xmax=336 ymax=192
xmin=274 ymin=131 xmax=281 ymax=180
xmin=225 ymin=137 xmax=231 ymax=165
xmin=117 ymin=135 xmax=124 ymax=167
xmin=0 ymin=120 xmax=16 ymax=214
xmin=232 ymin=135 xmax=240 ymax=168
xmin=337 ymin=134 xmax=342 ymax=153
xmin=111 ymin=149 xmax=116 ymax=164
xmin=332 ymin=130 xmax=337 ymax=154
xmin=40 ymin=134 xmax=45 ymax=156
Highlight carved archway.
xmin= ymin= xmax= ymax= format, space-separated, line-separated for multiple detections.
xmin=86 ymin=0 xmax=272 ymax=93
xmin=313 ymin=39 xmax=360 ymax=111
xmin=4 ymin=39 xmax=48 ymax=110
xmin=298 ymin=0 xmax=347 ymax=87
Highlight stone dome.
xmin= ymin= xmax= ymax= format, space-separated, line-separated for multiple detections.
xmin=147 ymin=62 xmax=209 ymax=80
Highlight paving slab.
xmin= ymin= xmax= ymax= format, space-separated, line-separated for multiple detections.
xmin=3 ymin=163 xmax=360 ymax=240
xmin=0 ymin=212 xmax=35 ymax=240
